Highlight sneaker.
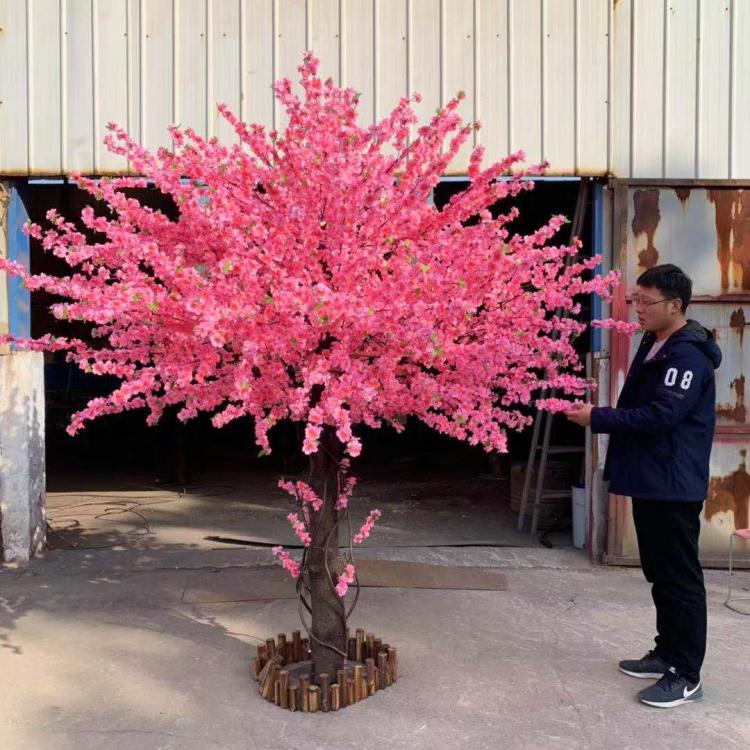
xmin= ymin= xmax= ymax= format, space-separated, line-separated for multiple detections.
xmin=638 ymin=667 xmax=703 ymax=708
xmin=618 ymin=650 xmax=670 ymax=679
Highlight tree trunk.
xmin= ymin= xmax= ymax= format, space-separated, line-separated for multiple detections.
xmin=307 ymin=426 xmax=346 ymax=683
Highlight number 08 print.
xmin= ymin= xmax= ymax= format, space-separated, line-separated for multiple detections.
xmin=664 ymin=368 xmax=693 ymax=390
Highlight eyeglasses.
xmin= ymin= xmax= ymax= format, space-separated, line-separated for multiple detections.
xmin=627 ymin=295 xmax=678 ymax=308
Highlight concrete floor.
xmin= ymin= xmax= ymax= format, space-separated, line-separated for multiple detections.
xmin=2 ymin=471 xmax=749 ymax=750
xmin=43 ymin=468 xmax=572 ymax=552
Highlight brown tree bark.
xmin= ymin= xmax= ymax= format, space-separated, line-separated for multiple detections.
xmin=306 ymin=425 xmax=346 ymax=683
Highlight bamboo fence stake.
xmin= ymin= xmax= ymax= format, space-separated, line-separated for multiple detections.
xmin=271 ymin=666 xmax=281 ymax=701
xmin=279 ymin=671 xmax=289 ymax=709
xmin=319 ymin=673 xmax=330 ymax=712
xmin=308 ymin=685 xmax=320 ymax=713
xmin=353 ymin=665 xmax=363 ymax=702
xmin=292 ymin=630 xmax=302 ymax=663
xmin=260 ymin=664 xmax=274 ymax=700
xmin=265 ymin=638 xmax=276 ymax=660
xmin=377 ymin=653 xmax=389 ymax=688
xmin=388 ymin=647 xmax=398 ymax=682
xmin=260 ymin=665 xmax=273 ymax=700
xmin=300 ymin=677 xmax=310 ymax=712
xmin=366 ymin=633 xmax=375 ymax=660
xmin=355 ymin=629 xmax=365 ymax=662
xmin=331 ymin=684 xmax=340 ymax=711
xmin=250 ymin=658 xmax=261 ymax=681
xmin=337 ymin=669 xmax=348 ymax=707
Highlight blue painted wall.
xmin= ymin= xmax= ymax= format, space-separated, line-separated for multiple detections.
xmin=7 ymin=183 xmax=31 ymax=339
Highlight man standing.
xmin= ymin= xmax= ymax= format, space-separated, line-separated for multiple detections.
xmin=566 ymin=264 xmax=722 ymax=708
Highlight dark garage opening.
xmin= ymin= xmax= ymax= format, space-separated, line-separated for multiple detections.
xmin=21 ymin=177 xmax=595 ymax=553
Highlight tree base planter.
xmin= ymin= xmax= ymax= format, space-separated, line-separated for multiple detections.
xmin=250 ymin=628 xmax=398 ymax=712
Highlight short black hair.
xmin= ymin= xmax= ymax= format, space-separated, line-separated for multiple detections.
xmin=636 ymin=263 xmax=692 ymax=313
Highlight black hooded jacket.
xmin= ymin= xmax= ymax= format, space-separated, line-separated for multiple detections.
xmin=591 ymin=320 xmax=722 ymax=501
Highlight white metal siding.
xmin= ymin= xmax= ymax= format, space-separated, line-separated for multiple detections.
xmin=613 ymin=0 xmax=750 ymax=179
xmin=0 ymin=0 xmax=747 ymax=178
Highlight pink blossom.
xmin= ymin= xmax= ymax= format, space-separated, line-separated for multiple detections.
xmin=272 ymin=545 xmax=301 ymax=579
xmin=336 ymin=473 xmax=358 ymax=510
xmin=0 ymin=54 xmax=628 ymax=458
xmin=302 ymin=423 xmax=322 ymax=455
xmin=335 ymin=563 xmax=356 ymax=597
xmin=536 ymin=398 xmax=586 ymax=413
xmin=346 ymin=437 xmax=362 ymax=457
xmin=279 ymin=479 xmax=323 ymax=511
xmin=286 ymin=512 xmax=312 ymax=547
xmin=591 ymin=319 xmax=641 ymax=334
xmin=353 ymin=509 xmax=382 ymax=543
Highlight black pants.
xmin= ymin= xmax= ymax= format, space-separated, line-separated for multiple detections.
xmin=632 ymin=498 xmax=707 ymax=684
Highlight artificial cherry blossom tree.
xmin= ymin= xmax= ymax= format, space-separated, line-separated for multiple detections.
xmin=0 ymin=53 xmax=633 ymax=684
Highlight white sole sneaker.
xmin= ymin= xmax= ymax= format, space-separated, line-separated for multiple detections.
xmin=640 ymin=691 xmax=703 ymax=708
xmin=618 ymin=666 xmax=665 ymax=679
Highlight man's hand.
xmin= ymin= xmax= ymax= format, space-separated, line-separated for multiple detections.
xmin=566 ymin=404 xmax=593 ymax=427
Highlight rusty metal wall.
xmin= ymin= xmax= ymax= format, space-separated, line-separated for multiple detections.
xmin=607 ymin=181 xmax=750 ymax=567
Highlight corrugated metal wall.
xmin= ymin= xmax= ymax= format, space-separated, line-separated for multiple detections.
xmin=0 ymin=1 xmax=748 ymax=178
xmin=2 ymin=0 xmax=608 ymax=176
xmin=613 ymin=0 xmax=750 ymax=180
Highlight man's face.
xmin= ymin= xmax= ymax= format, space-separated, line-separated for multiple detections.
xmin=632 ymin=285 xmax=682 ymax=332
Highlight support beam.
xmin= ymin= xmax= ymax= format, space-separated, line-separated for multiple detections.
xmin=587 ymin=181 xmax=613 ymax=564
xmin=0 ymin=181 xmax=46 ymax=564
